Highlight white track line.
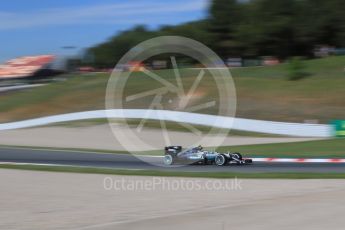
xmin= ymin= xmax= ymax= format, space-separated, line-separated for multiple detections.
xmin=0 ymin=84 xmax=45 ymax=93
xmin=0 ymin=161 xmax=147 ymax=171
xmin=0 ymin=162 xmax=69 ymax=167
xmin=251 ymin=158 xmax=345 ymax=163
xmin=0 ymin=109 xmax=332 ymax=137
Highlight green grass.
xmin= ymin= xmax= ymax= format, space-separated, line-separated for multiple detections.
xmin=0 ymin=73 xmax=108 ymax=122
xmin=0 ymin=56 xmax=345 ymax=123
xmin=1 ymin=164 xmax=345 ymax=179
xmin=217 ymin=138 xmax=345 ymax=158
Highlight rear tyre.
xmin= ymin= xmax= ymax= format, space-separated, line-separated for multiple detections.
xmin=164 ymin=155 xmax=174 ymax=165
xmin=215 ymin=154 xmax=227 ymax=166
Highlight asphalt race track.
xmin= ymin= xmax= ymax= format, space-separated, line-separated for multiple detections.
xmin=0 ymin=147 xmax=344 ymax=173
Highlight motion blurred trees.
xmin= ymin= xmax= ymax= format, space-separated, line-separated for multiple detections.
xmin=88 ymin=0 xmax=345 ymax=67
xmin=88 ymin=26 xmax=158 ymax=68
xmin=208 ymin=0 xmax=242 ymax=57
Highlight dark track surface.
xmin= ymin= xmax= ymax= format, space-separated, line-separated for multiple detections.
xmin=0 ymin=147 xmax=344 ymax=173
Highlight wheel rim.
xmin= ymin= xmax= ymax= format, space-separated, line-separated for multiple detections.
xmin=164 ymin=155 xmax=173 ymax=165
xmin=215 ymin=155 xmax=225 ymax=166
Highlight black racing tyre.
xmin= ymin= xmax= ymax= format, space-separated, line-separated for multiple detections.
xmin=164 ymin=155 xmax=174 ymax=165
xmin=232 ymin=152 xmax=243 ymax=160
xmin=215 ymin=154 xmax=227 ymax=166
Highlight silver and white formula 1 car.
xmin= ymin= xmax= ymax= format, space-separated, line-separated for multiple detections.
xmin=163 ymin=145 xmax=253 ymax=166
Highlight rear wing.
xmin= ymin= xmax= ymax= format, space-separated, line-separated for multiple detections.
xmin=164 ymin=146 xmax=182 ymax=156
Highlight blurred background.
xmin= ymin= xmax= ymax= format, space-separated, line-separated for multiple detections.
xmin=2 ymin=2 xmax=345 ymax=230
xmin=0 ymin=0 xmax=344 ymax=136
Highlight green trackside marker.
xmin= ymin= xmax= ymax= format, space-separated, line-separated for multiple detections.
xmin=332 ymin=120 xmax=345 ymax=137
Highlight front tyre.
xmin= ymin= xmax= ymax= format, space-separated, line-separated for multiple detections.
xmin=164 ymin=155 xmax=174 ymax=165
xmin=232 ymin=152 xmax=243 ymax=160
xmin=232 ymin=152 xmax=243 ymax=165
xmin=215 ymin=154 xmax=227 ymax=166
